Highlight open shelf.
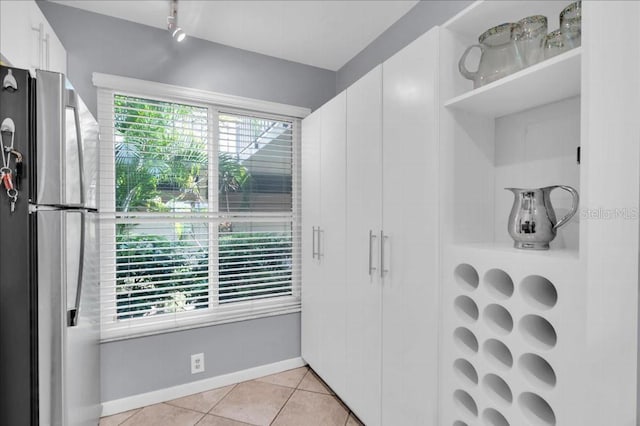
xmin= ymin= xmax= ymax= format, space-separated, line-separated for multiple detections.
xmin=444 ymin=47 xmax=581 ymax=118
xmin=443 ymin=0 xmax=575 ymax=40
xmin=450 ymin=242 xmax=579 ymax=261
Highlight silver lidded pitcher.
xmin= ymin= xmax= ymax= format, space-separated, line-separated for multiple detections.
xmin=505 ymin=185 xmax=579 ymax=250
xmin=459 ymin=22 xmax=524 ymax=88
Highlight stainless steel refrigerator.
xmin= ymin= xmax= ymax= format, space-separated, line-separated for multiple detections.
xmin=0 ymin=66 xmax=101 ymax=425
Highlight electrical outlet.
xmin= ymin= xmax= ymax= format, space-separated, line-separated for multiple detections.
xmin=191 ymin=353 xmax=205 ymax=374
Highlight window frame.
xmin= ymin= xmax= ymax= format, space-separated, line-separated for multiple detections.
xmin=95 ymin=73 xmax=308 ymax=341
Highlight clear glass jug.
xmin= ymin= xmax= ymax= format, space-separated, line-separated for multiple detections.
xmin=514 ymin=15 xmax=548 ymax=67
xmin=459 ymin=23 xmax=524 ymax=88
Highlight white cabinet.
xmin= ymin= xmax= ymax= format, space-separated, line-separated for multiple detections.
xmin=380 ymin=28 xmax=440 ymax=426
xmin=302 ymin=28 xmax=440 ymax=426
xmin=301 ymin=92 xmax=347 ymax=397
xmin=0 ymin=0 xmax=67 ymax=75
xmin=301 ymin=108 xmax=322 ymax=371
xmin=344 ymin=65 xmax=383 ymax=426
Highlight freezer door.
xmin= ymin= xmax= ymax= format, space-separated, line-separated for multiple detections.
xmin=36 ymin=70 xmax=98 ymax=209
xmin=38 ymin=209 xmax=101 ymax=426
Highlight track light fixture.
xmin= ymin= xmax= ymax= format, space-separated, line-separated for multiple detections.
xmin=167 ymin=0 xmax=186 ymax=42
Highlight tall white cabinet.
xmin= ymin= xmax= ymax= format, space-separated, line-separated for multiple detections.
xmin=344 ymin=65 xmax=383 ymax=426
xmin=302 ymin=28 xmax=440 ymax=425
xmin=380 ymin=28 xmax=439 ymax=426
xmin=0 ymin=0 xmax=67 ymax=75
xmin=301 ymin=92 xmax=348 ymax=398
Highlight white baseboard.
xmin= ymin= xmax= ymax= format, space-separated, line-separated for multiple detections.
xmin=101 ymin=357 xmax=306 ymax=417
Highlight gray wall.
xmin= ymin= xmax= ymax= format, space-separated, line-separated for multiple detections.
xmin=336 ymin=0 xmax=472 ymax=92
xmin=37 ymin=1 xmax=317 ymax=402
xmin=37 ymin=0 xmax=471 ymax=404
xmin=37 ymin=1 xmax=336 ymax=117
xmin=101 ymin=313 xmax=300 ymax=401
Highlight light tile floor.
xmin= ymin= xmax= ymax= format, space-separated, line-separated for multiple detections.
xmin=100 ymin=367 xmax=364 ymax=426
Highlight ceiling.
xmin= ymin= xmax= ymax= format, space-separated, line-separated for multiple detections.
xmin=50 ymin=0 xmax=418 ymax=71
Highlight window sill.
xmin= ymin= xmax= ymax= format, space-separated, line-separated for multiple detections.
xmin=100 ymin=298 xmax=301 ymax=343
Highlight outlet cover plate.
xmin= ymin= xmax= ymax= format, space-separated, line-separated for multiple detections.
xmin=191 ymin=353 xmax=205 ymax=374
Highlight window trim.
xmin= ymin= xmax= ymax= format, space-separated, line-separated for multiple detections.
xmin=93 ymin=73 xmax=311 ymax=119
xmin=95 ymin=73 xmax=305 ymax=341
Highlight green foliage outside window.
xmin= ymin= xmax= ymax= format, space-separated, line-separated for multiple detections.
xmin=112 ymin=95 xmax=292 ymax=319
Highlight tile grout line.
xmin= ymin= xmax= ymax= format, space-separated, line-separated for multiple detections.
xmin=206 ymin=412 xmax=260 ymax=426
xmin=163 ymin=382 xmax=239 ymax=415
xmin=163 ymin=400 xmax=211 ymax=415
xmin=302 ymin=369 xmax=354 ymax=425
xmin=208 ymin=383 xmax=238 ymax=414
xmin=294 ymin=387 xmax=336 ymax=397
xmin=204 ymin=383 xmax=262 ymax=425
xmin=158 ymin=402 xmax=209 ymax=423
xmin=116 ymin=408 xmax=142 ymax=426
xmin=267 ymin=368 xmax=313 ymax=426
xmin=268 ymin=386 xmax=297 ymax=426
xmin=192 ymin=411 xmax=207 ymax=426
xmin=111 ymin=367 xmax=352 ymax=426
xmin=298 ymin=369 xmax=337 ymax=396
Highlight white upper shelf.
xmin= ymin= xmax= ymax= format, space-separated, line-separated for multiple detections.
xmin=444 ymin=47 xmax=581 ymax=118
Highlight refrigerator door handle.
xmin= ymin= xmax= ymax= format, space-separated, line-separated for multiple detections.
xmin=65 ymin=89 xmax=86 ymax=206
xmin=67 ymin=211 xmax=85 ymax=327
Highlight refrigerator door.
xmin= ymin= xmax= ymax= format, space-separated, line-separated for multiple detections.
xmin=38 ymin=209 xmax=100 ymax=426
xmin=66 ymin=210 xmax=101 ymax=426
xmin=35 ymin=70 xmax=98 ymax=209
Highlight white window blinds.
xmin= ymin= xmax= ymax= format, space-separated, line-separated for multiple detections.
xmin=98 ymin=90 xmax=301 ymax=340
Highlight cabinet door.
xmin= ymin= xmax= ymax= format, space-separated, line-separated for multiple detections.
xmin=0 ymin=0 xmax=66 ymax=75
xmin=301 ymin=109 xmax=322 ymax=369
xmin=345 ymin=66 xmax=383 ymax=426
xmin=30 ymin=2 xmax=67 ymax=74
xmin=381 ymin=28 xmax=440 ymax=426
xmin=43 ymin=21 xmax=67 ymax=75
xmin=0 ymin=0 xmax=37 ymax=71
xmin=317 ymin=92 xmax=347 ymax=396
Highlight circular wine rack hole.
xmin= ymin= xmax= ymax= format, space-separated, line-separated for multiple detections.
xmin=482 ymin=408 xmax=510 ymax=426
xmin=521 ymin=275 xmax=558 ymax=310
xmin=453 ymin=421 xmax=468 ymax=426
xmin=482 ymin=373 xmax=513 ymax=406
xmin=519 ymin=353 xmax=557 ymax=390
xmin=518 ymin=392 xmax=556 ymax=425
xmin=453 ymin=358 xmax=478 ymax=386
xmin=483 ymin=339 xmax=513 ymax=370
xmin=483 ymin=304 xmax=514 ymax=335
xmin=519 ymin=315 xmax=557 ymax=350
xmin=454 ymin=264 xmax=479 ymax=291
xmin=453 ymin=389 xmax=478 ymax=418
xmin=454 ymin=327 xmax=479 ymax=355
xmin=454 ymin=295 xmax=479 ymax=323
xmin=484 ymin=269 xmax=514 ymax=300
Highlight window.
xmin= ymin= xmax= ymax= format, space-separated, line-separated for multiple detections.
xmin=96 ymin=77 xmax=303 ymax=339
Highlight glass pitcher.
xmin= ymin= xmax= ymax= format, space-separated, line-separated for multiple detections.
xmin=458 ymin=23 xmax=524 ymax=88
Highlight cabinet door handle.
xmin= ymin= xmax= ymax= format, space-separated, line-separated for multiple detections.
xmin=32 ymin=23 xmax=44 ymax=69
xmin=44 ymin=33 xmax=50 ymax=70
xmin=368 ymin=230 xmax=377 ymax=275
xmin=312 ymin=226 xmax=317 ymax=259
xmin=317 ymin=227 xmax=322 ymax=258
xmin=380 ymin=230 xmax=389 ymax=278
